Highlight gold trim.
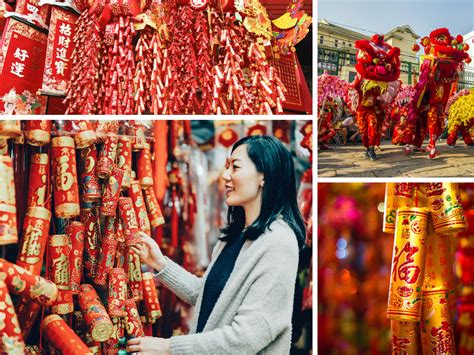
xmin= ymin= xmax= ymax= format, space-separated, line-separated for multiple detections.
xmin=75 ymin=131 xmax=97 ymax=149
xmin=140 ymin=177 xmax=154 ymax=188
xmin=91 ymin=322 xmax=113 ymax=342
xmin=52 ymin=136 xmax=75 ymax=148
xmin=32 ymin=153 xmax=49 ymax=165
xmin=26 ymin=131 xmax=50 ymax=146
xmin=56 ymin=203 xmax=80 ymax=218
xmin=142 ymin=272 xmax=154 ymax=280
xmin=26 ymin=206 xmax=51 ymax=220
xmin=41 ymin=314 xmax=62 ymax=329
xmin=0 ymin=203 xmax=17 ymax=213
xmin=150 ymin=217 xmax=165 ymax=228
xmin=49 ymin=234 xmax=69 ymax=247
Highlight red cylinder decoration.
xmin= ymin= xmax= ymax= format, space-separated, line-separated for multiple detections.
xmin=51 ymin=136 xmax=81 ymax=218
xmin=79 ymin=144 xmax=102 ymax=203
xmin=24 ymin=120 xmax=51 ymax=146
xmin=48 ymin=234 xmax=73 ymax=314
xmin=117 ymin=135 xmax=132 ymax=189
xmin=73 ymin=120 xmax=97 ymax=149
xmin=94 ymin=217 xmax=118 ymax=286
xmin=16 ymin=206 xmax=51 ymax=275
xmin=26 ymin=153 xmax=50 ymax=209
xmin=67 ymin=221 xmax=85 ymax=294
xmin=118 ymin=196 xmax=139 ymax=239
xmin=0 ymin=155 xmax=18 ymax=245
xmin=0 ymin=120 xmax=21 ymax=138
xmin=78 ymin=284 xmax=114 ymax=342
xmin=125 ymin=298 xmax=145 ymax=338
xmin=129 ymin=180 xmax=151 ymax=234
xmin=15 ymin=296 xmax=42 ymax=340
xmin=100 ymin=166 xmax=125 ymax=216
xmin=0 ymin=279 xmax=25 ymax=354
xmin=0 ymin=258 xmax=58 ymax=305
xmin=81 ymin=207 xmax=101 ymax=279
xmin=137 ymin=143 xmax=154 ymax=189
xmin=131 ymin=123 xmax=146 ymax=151
xmin=42 ymin=314 xmax=92 ymax=354
xmin=142 ymin=272 xmax=162 ymax=321
xmin=144 ymin=187 xmax=165 ymax=228
xmin=97 ymin=133 xmax=118 ymax=179
xmin=103 ymin=316 xmax=124 ymax=354
xmin=126 ymin=236 xmax=143 ymax=301
xmin=108 ymin=268 xmax=128 ymax=317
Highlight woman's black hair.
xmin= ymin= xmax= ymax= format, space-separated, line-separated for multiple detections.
xmin=221 ymin=135 xmax=306 ymax=249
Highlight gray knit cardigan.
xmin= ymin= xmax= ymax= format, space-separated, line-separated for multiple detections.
xmin=155 ymin=218 xmax=299 ymax=355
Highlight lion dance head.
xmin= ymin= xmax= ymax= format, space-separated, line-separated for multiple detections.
xmin=355 ymin=34 xmax=401 ymax=82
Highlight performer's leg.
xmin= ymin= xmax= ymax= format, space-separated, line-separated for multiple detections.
xmin=460 ymin=125 xmax=473 ymax=145
xmin=447 ymin=127 xmax=459 ymax=146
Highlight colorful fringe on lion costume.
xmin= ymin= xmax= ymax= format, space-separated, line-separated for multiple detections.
xmin=404 ymin=28 xmax=471 ymax=158
xmin=351 ymin=34 xmax=401 ymax=160
xmin=446 ymin=89 xmax=474 ymax=146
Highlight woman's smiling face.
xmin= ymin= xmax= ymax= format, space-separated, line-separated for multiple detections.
xmin=222 ymin=144 xmax=264 ymax=207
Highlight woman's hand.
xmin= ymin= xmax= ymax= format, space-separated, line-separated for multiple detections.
xmin=127 ymin=336 xmax=170 ymax=354
xmin=133 ymin=231 xmax=167 ymax=272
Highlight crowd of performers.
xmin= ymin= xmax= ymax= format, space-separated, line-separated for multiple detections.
xmin=318 ymin=28 xmax=473 ymax=160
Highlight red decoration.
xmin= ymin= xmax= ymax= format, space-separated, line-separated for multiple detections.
xmin=51 ymin=136 xmax=80 ymax=218
xmin=16 ymin=206 xmax=51 ymax=275
xmin=94 ymin=217 xmax=118 ymax=286
xmin=81 ymin=207 xmax=101 ymax=279
xmin=72 ymin=120 xmax=97 ymax=149
xmin=125 ymin=297 xmax=145 ymax=337
xmin=137 ymin=142 xmax=154 ymax=189
xmin=67 ymin=221 xmax=85 ymax=294
xmin=100 ymin=166 xmax=125 ymax=216
xmin=129 ymin=179 xmax=151 ymax=234
xmin=125 ymin=236 xmax=143 ymax=301
xmin=117 ymin=135 xmax=132 ymax=189
xmin=24 ymin=120 xmax=51 ymax=146
xmin=26 ymin=152 xmax=50 ymax=209
xmin=79 ymin=144 xmax=102 ymax=203
xmin=0 ymin=279 xmax=25 ymax=354
xmin=108 ymin=267 xmax=128 ymax=317
xmin=97 ymin=133 xmax=119 ymax=179
xmin=48 ymin=234 xmax=73 ymax=314
xmin=0 ymin=155 xmax=18 ymax=245
xmin=42 ymin=314 xmax=92 ymax=354
xmin=142 ymin=272 xmax=162 ymax=321
xmin=144 ymin=187 xmax=165 ymax=228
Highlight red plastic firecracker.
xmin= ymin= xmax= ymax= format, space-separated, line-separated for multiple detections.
xmin=0 ymin=258 xmax=58 ymax=305
xmin=51 ymin=136 xmax=81 ymax=218
xmin=24 ymin=120 xmax=51 ymax=146
xmin=118 ymin=196 xmax=139 ymax=238
xmin=108 ymin=267 xmax=128 ymax=317
xmin=16 ymin=206 xmax=51 ymax=275
xmin=94 ymin=217 xmax=118 ymax=286
xmin=79 ymin=144 xmax=102 ymax=203
xmin=26 ymin=153 xmax=50 ymax=209
xmin=125 ymin=297 xmax=145 ymax=338
xmin=72 ymin=120 xmax=97 ymax=148
xmin=0 ymin=155 xmax=18 ymax=245
xmin=129 ymin=179 xmax=151 ymax=234
xmin=100 ymin=166 xmax=125 ymax=216
xmin=142 ymin=272 xmax=162 ymax=321
xmin=137 ymin=142 xmax=154 ymax=189
xmin=78 ymin=284 xmax=114 ymax=342
xmin=130 ymin=122 xmax=147 ymax=151
xmin=82 ymin=207 xmax=101 ymax=279
xmin=97 ymin=133 xmax=119 ymax=179
xmin=42 ymin=314 xmax=92 ymax=354
xmin=0 ymin=279 xmax=25 ymax=354
xmin=48 ymin=234 xmax=73 ymax=314
xmin=67 ymin=221 xmax=85 ymax=294
xmin=144 ymin=187 xmax=165 ymax=228
xmin=15 ymin=297 xmax=41 ymax=340
xmin=117 ymin=135 xmax=133 ymax=189
xmin=125 ymin=235 xmax=143 ymax=301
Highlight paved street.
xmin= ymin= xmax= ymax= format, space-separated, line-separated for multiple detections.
xmin=318 ymin=140 xmax=474 ymax=177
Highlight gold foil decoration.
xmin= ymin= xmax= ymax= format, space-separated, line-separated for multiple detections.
xmin=390 ymin=320 xmax=421 ymax=354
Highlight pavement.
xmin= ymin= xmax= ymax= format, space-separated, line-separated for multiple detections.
xmin=318 ymin=140 xmax=474 ymax=177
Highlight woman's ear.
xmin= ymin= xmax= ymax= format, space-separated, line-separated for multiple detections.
xmin=260 ymin=175 xmax=265 ymax=188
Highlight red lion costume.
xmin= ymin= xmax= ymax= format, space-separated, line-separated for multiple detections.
xmin=405 ymin=28 xmax=471 ymax=158
xmin=352 ymin=34 xmax=401 ymax=160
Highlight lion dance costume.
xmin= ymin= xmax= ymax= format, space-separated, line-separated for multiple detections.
xmin=446 ymin=89 xmax=474 ymax=147
xmin=352 ymin=34 xmax=401 ymax=160
xmin=405 ymin=28 xmax=471 ymax=158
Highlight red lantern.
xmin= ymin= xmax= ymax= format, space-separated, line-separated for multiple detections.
xmin=51 ymin=136 xmax=80 ymax=218
xmin=16 ymin=206 xmax=51 ymax=275
xmin=0 ymin=155 xmax=18 ymax=245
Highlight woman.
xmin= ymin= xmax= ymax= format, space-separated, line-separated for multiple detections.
xmin=128 ymin=135 xmax=306 ymax=354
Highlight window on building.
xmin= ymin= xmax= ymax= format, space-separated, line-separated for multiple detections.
xmin=335 ymin=39 xmax=338 ymax=48
xmin=350 ymin=54 xmax=356 ymax=65
xmin=349 ymin=43 xmax=352 ymax=47
xmin=342 ymin=41 xmax=346 ymax=47
xmin=319 ymin=35 xmax=324 ymax=45
xmin=349 ymin=71 xmax=357 ymax=82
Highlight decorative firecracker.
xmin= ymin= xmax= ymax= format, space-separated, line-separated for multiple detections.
xmin=0 ymin=155 xmax=18 ymax=245
xmin=24 ymin=120 xmax=51 ymax=146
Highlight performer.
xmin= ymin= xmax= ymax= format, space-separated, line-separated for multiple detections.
xmin=352 ymin=34 xmax=401 ymax=160
xmin=128 ymin=136 xmax=306 ymax=354
xmin=405 ymin=28 xmax=471 ymax=158
xmin=446 ymin=89 xmax=474 ymax=147
xmin=318 ymin=105 xmax=336 ymax=149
